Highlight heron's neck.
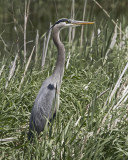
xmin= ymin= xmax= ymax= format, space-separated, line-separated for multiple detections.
xmin=52 ymin=27 xmax=65 ymax=82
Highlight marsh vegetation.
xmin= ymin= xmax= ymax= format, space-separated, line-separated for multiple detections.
xmin=0 ymin=0 xmax=128 ymax=159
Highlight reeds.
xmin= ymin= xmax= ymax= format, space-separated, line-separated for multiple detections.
xmin=66 ymin=0 xmax=75 ymax=69
xmin=24 ymin=0 xmax=30 ymax=64
xmin=19 ymin=46 xmax=35 ymax=89
xmin=42 ymin=23 xmax=52 ymax=67
xmin=0 ymin=0 xmax=128 ymax=159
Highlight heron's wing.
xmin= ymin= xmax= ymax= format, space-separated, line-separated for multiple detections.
xmin=37 ymin=78 xmax=58 ymax=113
xmin=30 ymin=78 xmax=59 ymax=134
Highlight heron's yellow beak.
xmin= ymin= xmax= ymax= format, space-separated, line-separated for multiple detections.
xmin=75 ymin=22 xmax=95 ymax=25
xmin=71 ymin=20 xmax=95 ymax=25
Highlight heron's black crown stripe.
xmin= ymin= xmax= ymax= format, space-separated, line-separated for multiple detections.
xmin=49 ymin=18 xmax=71 ymax=34
xmin=47 ymin=84 xmax=55 ymax=90
xmin=55 ymin=18 xmax=71 ymax=25
xmin=47 ymin=18 xmax=71 ymax=33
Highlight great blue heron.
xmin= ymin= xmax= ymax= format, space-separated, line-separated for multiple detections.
xmin=28 ymin=18 xmax=94 ymax=140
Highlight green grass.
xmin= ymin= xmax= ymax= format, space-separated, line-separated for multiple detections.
xmin=0 ymin=20 xmax=128 ymax=160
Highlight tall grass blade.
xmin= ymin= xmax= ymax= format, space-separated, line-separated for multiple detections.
xmin=113 ymin=86 xmax=128 ymax=110
xmin=42 ymin=23 xmax=52 ymax=67
xmin=109 ymin=62 xmax=128 ymax=103
xmin=5 ymin=53 xmax=18 ymax=88
xmin=80 ymin=0 xmax=87 ymax=47
xmin=35 ymin=30 xmax=39 ymax=65
xmin=0 ymin=137 xmax=17 ymax=142
xmin=66 ymin=0 xmax=75 ymax=70
xmin=19 ymin=46 xmax=35 ymax=89
xmin=103 ymin=24 xmax=117 ymax=65
xmin=72 ymin=0 xmax=75 ymax=41
xmin=42 ymin=34 xmax=47 ymax=67
xmin=24 ymin=0 xmax=30 ymax=64
xmin=0 ymin=64 xmax=5 ymax=78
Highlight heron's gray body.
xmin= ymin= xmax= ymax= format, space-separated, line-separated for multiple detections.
xmin=28 ymin=18 xmax=94 ymax=140
xmin=29 ymin=76 xmax=59 ymax=137
xmin=28 ymin=22 xmax=65 ymax=139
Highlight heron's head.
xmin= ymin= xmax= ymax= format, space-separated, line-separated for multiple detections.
xmin=52 ymin=18 xmax=94 ymax=30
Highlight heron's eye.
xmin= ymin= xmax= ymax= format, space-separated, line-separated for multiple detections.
xmin=66 ymin=20 xmax=70 ymax=24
